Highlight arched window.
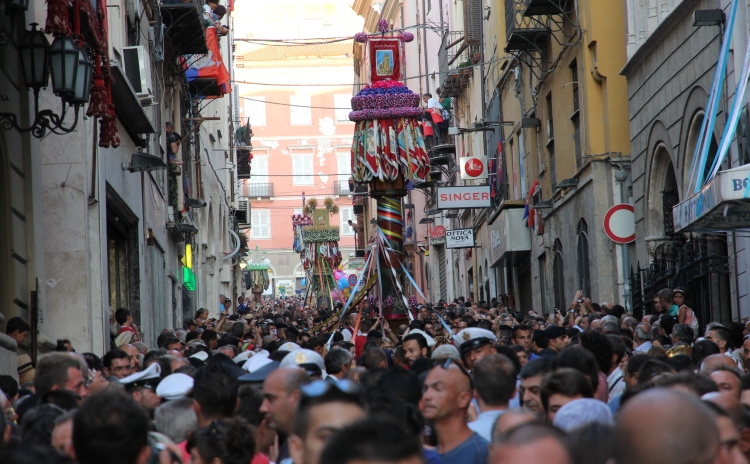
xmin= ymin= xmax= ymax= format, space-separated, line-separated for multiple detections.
xmin=577 ymin=220 xmax=591 ymax=298
xmin=553 ymin=239 xmax=565 ymax=310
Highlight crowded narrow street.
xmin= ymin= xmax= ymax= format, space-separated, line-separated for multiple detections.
xmin=2 ymin=0 xmax=750 ymax=463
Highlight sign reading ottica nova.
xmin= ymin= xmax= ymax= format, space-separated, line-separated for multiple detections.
xmin=673 ymin=165 xmax=750 ymax=232
xmin=436 ymin=186 xmax=492 ymax=209
xmin=445 ymin=228 xmax=475 ymax=249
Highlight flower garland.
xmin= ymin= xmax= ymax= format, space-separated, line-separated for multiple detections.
xmin=348 ymin=107 xmax=424 ymax=121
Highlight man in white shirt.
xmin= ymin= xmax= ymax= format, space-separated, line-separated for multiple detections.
xmin=468 ymin=354 xmax=516 ymax=442
xmin=422 ymin=93 xmax=438 ymax=109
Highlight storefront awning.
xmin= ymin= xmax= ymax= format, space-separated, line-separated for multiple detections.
xmin=673 ymin=165 xmax=750 ymax=232
xmin=489 ymin=205 xmax=531 ymax=268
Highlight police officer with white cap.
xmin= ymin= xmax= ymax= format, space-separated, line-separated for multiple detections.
xmin=455 ymin=328 xmax=497 ymax=370
xmin=280 ymin=349 xmax=325 ymax=380
xmin=120 ymin=362 xmax=162 ymax=415
xmin=156 ymin=373 xmax=194 ymax=401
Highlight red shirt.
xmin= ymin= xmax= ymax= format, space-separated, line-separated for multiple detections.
xmin=354 ymin=334 xmax=367 ymax=358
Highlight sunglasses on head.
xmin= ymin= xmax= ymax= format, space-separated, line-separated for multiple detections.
xmin=300 ymin=379 xmax=361 ymax=399
xmin=433 ymin=358 xmax=474 ymax=389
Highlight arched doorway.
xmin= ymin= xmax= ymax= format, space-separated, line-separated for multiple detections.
xmin=647 ymin=144 xmax=680 ymax=239
xmin=683 ymin=111 xmax=719 ymax=192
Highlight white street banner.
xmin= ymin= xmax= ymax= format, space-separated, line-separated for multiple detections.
xmin=445 ymin=228 xmax=475 ymax=249
xmin=436 ymin=186 xmax=491 ymax=209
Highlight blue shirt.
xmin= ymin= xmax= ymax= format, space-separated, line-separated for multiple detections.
xmin=438 ymin=432 xmax=488 ymax=464
xmin=469 ymin=410 xmax=504 ymax=442
xmin=424 ymin=448 xmax=443 ymax=464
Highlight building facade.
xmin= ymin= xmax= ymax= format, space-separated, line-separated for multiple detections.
xmin=623 ymin=0 xmax=750 ymax=323
xmin=233 ymin=0 xmax=363 ymax=297
xmin=0 ymin=0 xmax=239 ymax=369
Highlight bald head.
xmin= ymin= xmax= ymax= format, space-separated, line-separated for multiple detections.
xmin=489 ymin=422 xmax=572 ymax=464
xmin=491 ymin=410 xmax=538 ymax=443
xmin=700 ymin=354 xmax=738 ymax=374
xmin=615 ymin=389 xmax=719 ymax=464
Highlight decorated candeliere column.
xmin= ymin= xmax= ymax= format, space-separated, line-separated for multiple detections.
xmin=297 ymin=199 xmax=346 ymax=310
xmin=350 ymin=22 xmax=429 ymax=318
xmin=246 ymin=246 xmax=270 ymax=306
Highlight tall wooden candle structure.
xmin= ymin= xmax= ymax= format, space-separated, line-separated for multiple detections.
xmin=350 ymin=23 xmax=429 ymax=317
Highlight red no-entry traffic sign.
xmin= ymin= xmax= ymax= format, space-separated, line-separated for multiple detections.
xmin=604 ymin=204 xmax=635 ymax=244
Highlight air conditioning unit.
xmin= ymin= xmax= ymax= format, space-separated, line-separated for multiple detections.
xmin=123 ymin=46 xmax=154 ymax=105
xmin=238 ymin=199 xmax=251 ymax=227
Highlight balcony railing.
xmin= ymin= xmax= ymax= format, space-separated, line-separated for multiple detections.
xmin=505 ymin=0 xmax=551 ymax=52
xmin=160 ymin=0 xmax=208 ymax=55
xmin=334 ymin=180 xmax=352 ymax=196
xmin=438 ymin=31 xmax=477 ymax=98
xmin=242 ymin=183 xmax=274 ymax=198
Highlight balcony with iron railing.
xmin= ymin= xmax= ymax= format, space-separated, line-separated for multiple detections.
xmin=242 ymin=182 xmax=274 ymax=198
xmin=160 ymin=0 xmax=208 ymax=55
xmin=334 ymin=180 xmax=353 ymax=196
xmin=438 ymin=31 xmax=479 ymax=98
xmin=505 ymin=0 xmax=551 ymax=52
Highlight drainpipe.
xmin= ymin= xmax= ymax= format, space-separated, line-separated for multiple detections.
xmin=615 ymin=167 xmax=631 ymax=309
xmin=422 ymin=0 xmax=429 ymax=92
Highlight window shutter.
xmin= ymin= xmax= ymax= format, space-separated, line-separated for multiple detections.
xmin=464 ymin=0 xmax=482 ymax=46
xmin=341 ymin=208 xmax=354 ymax=235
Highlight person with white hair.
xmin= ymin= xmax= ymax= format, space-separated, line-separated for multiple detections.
xmin=432 ymin=344 xmax=461 ymax=361
xmin=552 ymin=398 xmax=614 ymax=432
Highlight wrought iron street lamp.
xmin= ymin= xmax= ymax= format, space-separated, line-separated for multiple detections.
xmin=6 ymin=0 xmax=30 ymax=12
xmin=18 ymin=23 xmax=49 ymax=91
xmin=49 ymin=35 xmax=79 ymax=96
xmin=66 ymin=47 xmax=93 ymax=105
xmin=0 ymin=23 xmax=91 ymax=138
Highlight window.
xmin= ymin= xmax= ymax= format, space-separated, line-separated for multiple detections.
xmin=337 ymin=151 xmax=351 ymax=192
xmin=290 ymin=95 xmax=312 ymax=125
xmin=570 ymin=61 xmax=582 ymax=169
xmin=292 ymin=153 xmax=314 ymax=185
xmin=539 ymin=254 xmax=549 ymax=313
xmin=334 ymin=94 xmax=352 ymax=122
xmin=245 ymin=97 xmax=266 ymax=126
xmin=340 ymin=207 xmax=354 ymax=235
xmin=546 ymin=93 xmax=557 ymax=189
xmin=577 ymin=220 xmax=591 ymax=298
xmin=251 ymin=210 xmax=271 ymax=238
xmin=250 ymin=155 xmax=268 ymax=183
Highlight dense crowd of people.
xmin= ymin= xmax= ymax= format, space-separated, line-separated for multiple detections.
xmin=2 ymin=287 xmax=750 ymax=464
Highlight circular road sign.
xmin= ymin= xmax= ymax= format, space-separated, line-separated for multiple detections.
xmin=348 ymin=274 xmax=358 ymax=287
xmin=464 ymin=158 xmax=485 ymax=178
xmin=603 ymin=204 xmax=636 ymax=244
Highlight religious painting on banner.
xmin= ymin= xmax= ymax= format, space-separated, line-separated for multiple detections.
xmin=369 ymin=39 xmax=401 ymax=82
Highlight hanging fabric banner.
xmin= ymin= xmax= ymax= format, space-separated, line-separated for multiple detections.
xmin=369 ymin=39 xmax=401 ymax=82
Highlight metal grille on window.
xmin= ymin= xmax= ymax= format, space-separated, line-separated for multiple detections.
xmin=662 ymin=189 xmax=678 ymax=237
xmin=573 ymin=116 xmax=582 ymax=170
xmin=438 ymin=245 xmax=447 ymax=301
xmin=553 ymin=240 xmax=565 ymax=310
xmin=549 ymin=145 xmax=557 ymax=190
xmin=577 ymin=220 xmax=591 ymax=298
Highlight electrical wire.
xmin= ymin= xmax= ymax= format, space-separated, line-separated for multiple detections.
xmin=231 ymin=24 xmax=437 ymax=46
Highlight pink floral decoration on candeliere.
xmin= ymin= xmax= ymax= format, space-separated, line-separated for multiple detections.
xmin=354 ymin=32 xmax=369 ymax=43
xmin=401 ymin=32 xmax=414 ymax=42
xmin=378 ymin=19 xmax=389 ymax=33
